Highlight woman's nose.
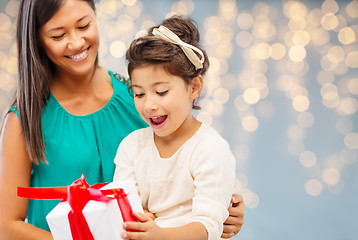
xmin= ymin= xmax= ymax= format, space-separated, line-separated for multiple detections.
xmin=67 ymin=33 xmax=85 ymax=51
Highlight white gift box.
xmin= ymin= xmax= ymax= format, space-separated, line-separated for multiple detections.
xmin=46 ymin=180 xmax=143 ymax=240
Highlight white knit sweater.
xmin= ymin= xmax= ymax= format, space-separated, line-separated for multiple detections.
xmin=113 ymin=123 xmax=236 ymax=240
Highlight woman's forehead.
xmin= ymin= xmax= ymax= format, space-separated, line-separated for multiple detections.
xmin=41 ymin=0 xmax=95 ymax=29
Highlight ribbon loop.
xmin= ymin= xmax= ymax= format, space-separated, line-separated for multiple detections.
xmin=152 ymin=25 xmax=205 ymax=70
xmin=17 ymin=174 xmax=136 ymax=240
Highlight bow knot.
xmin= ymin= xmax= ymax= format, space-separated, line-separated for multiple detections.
xmin=152 ymin=25 xmax=205 ymax=70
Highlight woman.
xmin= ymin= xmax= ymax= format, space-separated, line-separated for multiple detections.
xmin=0 ymin=0 xmax=244 ymax=239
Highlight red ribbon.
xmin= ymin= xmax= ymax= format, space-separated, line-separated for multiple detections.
xmin=101 ymin=188 xmax=137 ymax=222
xmin=17 ymin=174 xmax=136 ymax=240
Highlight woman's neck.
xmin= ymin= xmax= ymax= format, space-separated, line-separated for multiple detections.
xmin=51 ymin=66 xmax=100 ymax=98
xmin=50 ymin=66 xmax=114 ymax=116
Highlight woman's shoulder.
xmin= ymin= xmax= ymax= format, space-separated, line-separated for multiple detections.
xmin=1 ymin=111 xmax=23 ymax=143
xmin=8 ymin=106 xmax=19 ymax=116
xmin=107 ymin=70 xmax=134 ymax=101
xmin=108 ymin=70 xmax=131 ymax=87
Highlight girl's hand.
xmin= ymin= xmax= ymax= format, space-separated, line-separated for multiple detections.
xmin=221 ymin=194 xmax=245 ymax=239
xmin=122 ymin=212 xmax=165 ymax=240
xmin=143 ymin=209 xmax=157 ymax=220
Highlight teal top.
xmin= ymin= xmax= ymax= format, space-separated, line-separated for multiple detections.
xmin=11 ymin=71 xmax=147 ymax=231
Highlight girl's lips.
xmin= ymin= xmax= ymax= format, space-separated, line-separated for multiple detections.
xmin=150 ymin=115 xmax=167 ymax=129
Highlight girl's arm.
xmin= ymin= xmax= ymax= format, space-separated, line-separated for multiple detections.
xmin=0 ymin=112 xmax=53 ymax=240
xmin=122 ymin=212 xmax=207 ymax=240
xmin=136 ymin=194 xmax=246 ymax=239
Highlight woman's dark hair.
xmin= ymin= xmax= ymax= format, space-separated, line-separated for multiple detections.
xmin=13 ymin=0 xmax=96 ymax=163
xmin=126 ymin=16 xmax=209 ymax=110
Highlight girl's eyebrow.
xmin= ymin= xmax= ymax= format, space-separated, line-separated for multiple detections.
xmin=132 ymin=81 xmax=170 ymax=88
xmin=131 ymin=84 xmax=142 ymax=89
xmin=47 ymin=15 xmax=90 ymax=33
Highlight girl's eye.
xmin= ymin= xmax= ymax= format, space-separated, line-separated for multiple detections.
xmin=51 ymin=34 xmax=65 ymax=40
xmin=134 ymin=93 xmax=144 ymax=98
xmin=79 ymin=23 xmax=90 ymax=30
xmin=157 ymin=90 xmax=168 ymax=96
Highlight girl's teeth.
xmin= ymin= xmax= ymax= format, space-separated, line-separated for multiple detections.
xmin=151 ymin=116 xmax=167 ymax=125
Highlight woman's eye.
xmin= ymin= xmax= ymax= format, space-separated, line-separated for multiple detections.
xmin=51 ymin=34 xmax=65 ymax=40
xmin=79 ymin=23 xmax=90 ymax=30
xmin=157 ymin=90 xmax=168 ymax=96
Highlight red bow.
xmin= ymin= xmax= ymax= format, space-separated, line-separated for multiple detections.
xmin=18 ymin=174 xmax=136 ymax=240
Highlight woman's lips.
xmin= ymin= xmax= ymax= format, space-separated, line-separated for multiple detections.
xmin=67 ymin=47 xmax=89 ymax=61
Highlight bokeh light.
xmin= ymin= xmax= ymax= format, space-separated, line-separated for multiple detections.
xmin=1 ymin=1 xmax=357 ymax=239
xmin=299 ymin=150 xmax=317 ymax=168
xmin=322 ymin=168 xmax=340 ymax=185
xmin=305 ymin=179 xmax=323 ymax=196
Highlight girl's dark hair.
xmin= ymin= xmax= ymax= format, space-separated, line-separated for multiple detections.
xmin=13 ymin=0 xmax=96 ymax=163
xmin=126 ymin=16 xmax=209 ymax=110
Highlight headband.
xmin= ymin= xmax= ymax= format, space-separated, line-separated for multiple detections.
xmin=152 ymin=25 xmax=205 ymax=70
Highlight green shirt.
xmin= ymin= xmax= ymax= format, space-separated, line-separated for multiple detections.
xmin=12 ymin=71 xmax=147 ymax=231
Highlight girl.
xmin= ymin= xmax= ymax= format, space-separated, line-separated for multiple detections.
xmin=114 ymin=16 xmax=236 ymax=240
xmin=0 ymin=0 xmax=243 ymax=239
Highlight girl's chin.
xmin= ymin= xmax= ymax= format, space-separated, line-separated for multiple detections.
xmin=152 ymin=129 xmax=170 ymax=138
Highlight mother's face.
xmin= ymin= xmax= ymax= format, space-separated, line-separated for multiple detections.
xmin=38 ymin=0 xmax=99 ymax=77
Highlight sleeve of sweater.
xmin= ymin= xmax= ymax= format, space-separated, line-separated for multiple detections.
xmin=187 ymin=131 xmax=236 ymax=240
xmin=113 ymin=130 xmax=139 ymax=184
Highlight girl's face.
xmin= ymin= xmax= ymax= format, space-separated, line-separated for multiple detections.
xmin=131 ymin=65 xmax=201 ymax=139
xmin=38 ymin=0 xmax=99 ymax=77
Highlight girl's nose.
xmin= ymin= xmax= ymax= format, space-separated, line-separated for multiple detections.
xmin=144 ymin=97 xmax=159 ymax=112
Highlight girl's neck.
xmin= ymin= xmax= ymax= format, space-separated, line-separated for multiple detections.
xmin=154 ymin=116 xmax=202 ymax=158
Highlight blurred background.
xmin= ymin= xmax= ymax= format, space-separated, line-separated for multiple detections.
xmin=0 ymin=0 xmax=357 ymax=239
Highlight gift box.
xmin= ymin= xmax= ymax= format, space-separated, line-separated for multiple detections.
xmin=18 ymin=175 xmax=143 ymax=240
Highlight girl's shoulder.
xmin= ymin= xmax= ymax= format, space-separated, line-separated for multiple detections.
xmin=119 ymin=126 xmax=152 ymax=150
xmin=195 ymin=123 xmax=229 ymax=145
xmin=188 ymin=123 xmax=233 ymax=156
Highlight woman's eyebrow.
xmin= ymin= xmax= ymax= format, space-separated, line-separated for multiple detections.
xmin=47 ymin=15 xmax=90 ymax=33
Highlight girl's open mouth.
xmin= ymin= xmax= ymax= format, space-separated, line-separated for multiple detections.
xmin=150 ymin=115 xmax=167 ymax=128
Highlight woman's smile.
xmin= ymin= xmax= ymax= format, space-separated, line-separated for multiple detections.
xmin=67 ymin=47 xmax=89 ymax=61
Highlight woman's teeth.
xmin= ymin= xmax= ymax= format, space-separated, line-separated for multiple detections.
xmin=69 ymin=49 xmax=88 ymax=60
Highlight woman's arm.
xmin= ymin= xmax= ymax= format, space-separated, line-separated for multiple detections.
xmin=222 ymin=194 xmax=245 ymax=238
xmin=0 ymin=112 xmax=53 ymax=240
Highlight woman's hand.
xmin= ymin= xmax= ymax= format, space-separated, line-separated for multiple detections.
xmin=221 ymin=194 xmax=245 ymax=239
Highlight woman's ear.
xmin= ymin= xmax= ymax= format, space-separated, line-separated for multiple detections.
xmin=189 ymin=75 xmax=203 ymax=100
